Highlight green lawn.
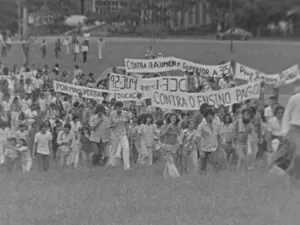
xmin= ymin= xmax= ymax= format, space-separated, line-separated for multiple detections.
xmin=0 ymin=39 xmax=299 ymax=225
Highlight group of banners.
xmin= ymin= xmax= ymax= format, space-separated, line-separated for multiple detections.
xmin=53 ymin=79 xmax=261 ymax=110
xmin=52 ymin=56 xmax=300 ymax=110
xmin=1 ymin=56 xmax=299 ymax=110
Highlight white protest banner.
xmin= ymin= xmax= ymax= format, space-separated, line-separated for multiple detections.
xmin=151 ymin=81 xmax=260 ymax=110
xmin=109 ymin=91 xmax=141 ymax=102
xmin=235 ymin=63 xmax=300 ymax=86
xmin=53 ymin=81 xmax=108 ymax=100
xmin=109 ymin=73 xmax=187 ymax=99
xmin=124 ymin=57 xmax=232 ymax=77
xmin=278 ymin=64 xmax=300 ymax=86
xmin=235 ymin=63 xmax=279 ymax=85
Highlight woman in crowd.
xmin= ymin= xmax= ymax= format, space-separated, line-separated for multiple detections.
xmin=161 ymin=113 xmax=181 ymax=178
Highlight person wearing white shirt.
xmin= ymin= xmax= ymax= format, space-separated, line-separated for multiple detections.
xmin=24 ymin=79 xmax=34 ymax=95
xmin=98 ymin=38 xmax=105 ymax=59
xmin=218 ymin=76 xmax=229 ymax=89
xmin=264 ymin=96 xmax=277 ymax=122
xmin=34 ymin=123 xmax=52 ymax=171
xmin=74 ymin=65 xmax=82 ymax=77
xmin=7 ymin=77 xmax=15 ymax=92
xmin=278 ymin=86 xmax=300 ymax=179
xmin=63 ymin=37 xmax=70 ymax=54
xmin=21 ymin=94 xmax=32 ymax=112
xmin=73 ymin=41 xmax=80 ymax=62
xmin=38 ymin=93 xmax=47 ymax=113
xmin=81 ymin=42 xmax=88 ymax=63
xmin=0 ymin=123 xmax=9 ymax=164
xmin=69 ymin=115 xmax=82 ymax=133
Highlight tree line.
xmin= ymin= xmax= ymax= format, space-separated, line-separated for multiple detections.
xmin=0 ymin=0 xmax=299 ymax=35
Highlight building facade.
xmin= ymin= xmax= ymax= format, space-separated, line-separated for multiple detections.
xmin=80 ymin=0 xmax=210 ymax=29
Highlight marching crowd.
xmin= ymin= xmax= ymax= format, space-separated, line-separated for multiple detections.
xmin=0 ymin=43 xmax=291 ymax=179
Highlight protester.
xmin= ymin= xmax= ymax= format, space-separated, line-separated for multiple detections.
xmin=0 ymin=38 xmax=297 ymax=184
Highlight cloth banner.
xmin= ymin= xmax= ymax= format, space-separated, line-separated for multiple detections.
xmin=124 ymin=57 xmax=232 ymax=77
xmin=151 ymin=81 xmax=261 ymax=110
xmin=235 ymin=63 xmax=300 ymax=86
xmin=109 ymin=73 xmax=187 ymax=99
xmin=53 ymin=80 xmax=108 ymax=100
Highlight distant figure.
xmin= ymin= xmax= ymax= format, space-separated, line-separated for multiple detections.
xmin=41 ymin=39 xmax=47 ymax=58
xmin=98 ymin=38 xmax=105 ymax=59
xmin=63 ymin=37 xmax=70 ymax=55
xmin=73 ymin=40 xmax=80 ymax=62
xmin=54 ymin=38 xmax=62 ymax=59
xmin=81 ymin=41 xmax=88 ymax=63
xmin=83 ymin=33 xmax=90 ymax=47
xmin=22 ymin=38 xmax=30 ymax=66
xmin=146 ymin=46 xmax=154 ymax=58
xmin=157 ymin=52 xmax=163 ymax=58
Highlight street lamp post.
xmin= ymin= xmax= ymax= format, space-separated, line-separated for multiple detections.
xmin=229 ymin=0 xmax=233 ymax=53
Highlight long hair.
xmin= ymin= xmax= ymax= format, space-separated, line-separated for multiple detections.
xmin=166 ymin=113 xmax=180 ymax=125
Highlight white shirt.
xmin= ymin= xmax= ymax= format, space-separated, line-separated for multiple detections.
xmin=0 ymin=127 xmax=8 ymax=142
xmin=281 ymin=93 xmax=300 ymax=135
xmin=98 ymin=40 xmax=105 ymax=49
xmin=39 ymin=98 xmax=47 ymax=111
xmin=70 ymin=121 xmax=82 ymax=133
xmin=218 ymin=78 xmax=229 ymax=89
xmin=25 ymin=83 xmax=34 ymax=94
xmin=74 ymin=44 xmax=80 ymax=53
xmin=264 ymin=106 xmax=274 ymax=122
xmin=268 ymin=117 xmax=282 ymax=136
xmin=7 ymin=79 xmax=14 ymax=90
xmin=21 ymin=98 xmax=32 ymax=111
xmin=81 ymin=45 xmax=88 ymax=52
xmin=34 ymin=131 xmax=52 ymax=155
xmin=63 ymin=39 xmax=69 ymax=46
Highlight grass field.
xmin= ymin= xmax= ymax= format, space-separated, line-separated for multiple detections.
xmin=0 ymin=38 xmax=299 ymax=225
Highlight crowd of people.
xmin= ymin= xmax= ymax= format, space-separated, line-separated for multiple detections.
xmin=0 ymin=41 xmax=293 ymax=180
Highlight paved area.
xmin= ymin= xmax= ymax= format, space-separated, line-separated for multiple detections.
xmin=30 ymin=36 xmax=300 ymax=46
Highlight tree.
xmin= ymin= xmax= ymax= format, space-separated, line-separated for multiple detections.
xmin=207 ymin=0 xmax=298 ymax=34
xmin=165 ymin=0 xmax=196 ymax=28
xmin=0 ymin=0 xmax=19 ymax=34
xmin=25 ymin=0 xmax=75 ymax=28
